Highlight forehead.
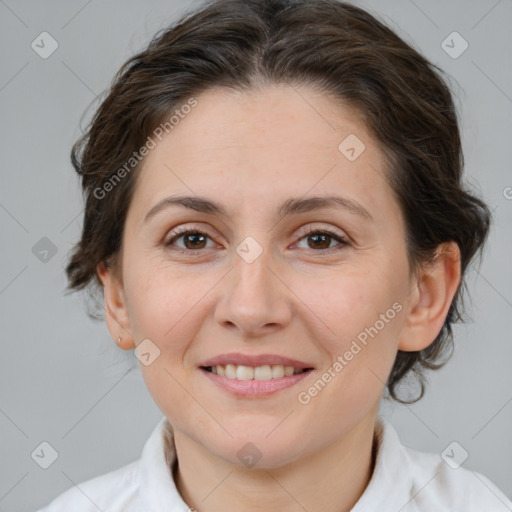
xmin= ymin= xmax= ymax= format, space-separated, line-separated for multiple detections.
xmin=129 ymin=84 xmax=398 ymax=225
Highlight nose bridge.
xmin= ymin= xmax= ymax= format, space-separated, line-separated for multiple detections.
xmin=214 ymin=232 xmax=292 ymax=336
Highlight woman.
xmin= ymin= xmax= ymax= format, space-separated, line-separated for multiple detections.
xmin=36 ymin=0 xmax=512 ymax=510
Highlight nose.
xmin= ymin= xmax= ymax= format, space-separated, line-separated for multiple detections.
xmin=214 ymin=247 xmax=292 ymax=338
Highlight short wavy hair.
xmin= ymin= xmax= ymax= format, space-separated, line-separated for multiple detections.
xmin=65 ymin=0 xmax=491 ymax=404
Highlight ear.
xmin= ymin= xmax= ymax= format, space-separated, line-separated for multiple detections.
xmin=97 ymin=259 xmax=135 ymax=350
xmin=398 ymin=241 xmax=461 ymax=352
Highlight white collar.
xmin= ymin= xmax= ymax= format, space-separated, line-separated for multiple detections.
xmin=136 ymin=414 xmax=419 ymax=511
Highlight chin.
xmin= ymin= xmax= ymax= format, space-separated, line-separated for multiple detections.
xmin=202 ymin=428 xmax=308 ymax=470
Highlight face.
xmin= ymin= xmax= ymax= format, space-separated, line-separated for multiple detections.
xmin=103 ymin=84 xmax=425 ymax=467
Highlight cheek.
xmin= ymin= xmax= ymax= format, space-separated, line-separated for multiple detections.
xmin=293 ymin=265 xmax=404 ymax=391
xmin=295 ymin=265 xmax=401 ymax=342
xmin=291 ymin=272 xmax=404 ymax=443
xmin=123 ymin=257 xmax=198 ymax=348
xmin=122 ymin=263 xmax=208 ymax=420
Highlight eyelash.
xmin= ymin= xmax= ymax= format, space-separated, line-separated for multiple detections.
xmin=164 ymin=225 xmax=350 ymax=255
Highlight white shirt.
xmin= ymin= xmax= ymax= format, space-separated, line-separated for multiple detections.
xmin=35 ymin=414 xmax=512 ymax=511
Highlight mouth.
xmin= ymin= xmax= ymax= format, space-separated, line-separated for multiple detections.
xmin=200 ymin=364 xmax=313 ymax=380
xmin=198 ymin=353 xmax=315 ymax=397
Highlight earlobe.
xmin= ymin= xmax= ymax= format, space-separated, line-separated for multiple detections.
xmin=97 ymin=260 xmax=134 ymax=350
xmin=398 ymin=241 xmax=461 ymax=352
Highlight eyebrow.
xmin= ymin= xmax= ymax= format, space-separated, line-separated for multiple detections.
xmin=144 ymin=194 xmax=373 ymax=223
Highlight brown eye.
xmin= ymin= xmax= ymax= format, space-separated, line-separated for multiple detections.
xmin=165 ymin=230 xmax=214 ymax=252
xmin=295 ymin=229 xmax=349 ymax=252
xmin=308 ymin=232 xmax=331 ymax=250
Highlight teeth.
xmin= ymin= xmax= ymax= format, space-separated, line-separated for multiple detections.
xmin=225 ymin=364 xmax=237 ymax=379
xmin=254 ymin=365 xmax=272 ymax=380
xmin=209 ymin=364 xmax=306 ymax=380
xmin=236 ymin=365 xmax=254 ymax=380
xmin=272 ymin=365 xmax=284 ymax=379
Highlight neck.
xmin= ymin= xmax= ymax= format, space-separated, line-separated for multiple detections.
xmin=171 ymin=410 xmax=379 ymax=512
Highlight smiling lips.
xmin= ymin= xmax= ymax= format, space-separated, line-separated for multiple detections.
xmin=199 ymin=353 xmax=314 ymax=397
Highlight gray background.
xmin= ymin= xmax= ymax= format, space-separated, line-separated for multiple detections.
xmin=0 ymin=0 xmax=511 ymax=510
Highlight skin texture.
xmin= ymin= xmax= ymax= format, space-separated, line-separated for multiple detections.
xmin=97 ymin=84 xmax=461 ymax=512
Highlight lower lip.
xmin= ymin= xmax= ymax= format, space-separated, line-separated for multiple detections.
xmin=199 ymin=368 xmax=313 ymax=397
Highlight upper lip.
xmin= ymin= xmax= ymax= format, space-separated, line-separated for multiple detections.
xmin=199 ymin=353 xmax=314 ymax=369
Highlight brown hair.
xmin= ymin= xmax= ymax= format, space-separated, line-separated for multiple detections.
xmin=65 ymin=0 xmax=491 ymax=404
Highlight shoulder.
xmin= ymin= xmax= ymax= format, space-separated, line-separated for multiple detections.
xmin=34 ymin=415 xmax=175 ymax=512
xmin=403 ymin=444 xmax=512 ymax=511
xmin=34 ymin=460 xmax=141 ymax=512
xmin=366 ymin=416 xmax=512 ymax=512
